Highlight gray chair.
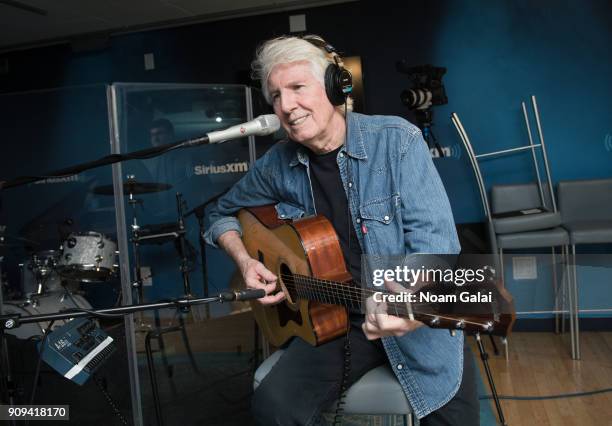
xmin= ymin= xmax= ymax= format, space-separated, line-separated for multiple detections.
xmin=490 ymin=183 xmax=570 ymax=281
xmin=254 ymin=350 xmax=416 ymax=425
xmin=558 ymin=178 xmax=612 ymax=359
xmin=452 ymin=100 xmax=577 ymax=358
xmin=490 ymin=183 xmax=573 ymax=354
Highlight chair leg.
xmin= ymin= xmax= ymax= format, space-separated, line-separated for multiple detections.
xmin=571 ymin=244 xmax=581 ymax=360
xmin=404 ymin=412 xmax=418 ymax=426
xmin=564 ymin=245 xmax=576 ymax=359
xmin=499 ymin=248 xmax=504 ymax=286
xmin=561 ymin=246 xmax=568 ymax=334
xmin=498 ymin=248 xmax=510 ymax=361
xmin=502 ymin=336 xmax=509 ymax=361
xmin=552 ymin=247 xmax=560 ymax=334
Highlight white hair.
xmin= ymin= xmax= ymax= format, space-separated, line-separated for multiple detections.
xmin=251 ymin=35 xmax=353 ymax=112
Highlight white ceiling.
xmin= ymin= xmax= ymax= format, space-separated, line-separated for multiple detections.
xmin=0 ymin=0 xmax=354 ymax=52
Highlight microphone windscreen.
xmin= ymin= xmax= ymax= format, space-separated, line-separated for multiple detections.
xmin=256 ymin=114 xmax=281 ymax=135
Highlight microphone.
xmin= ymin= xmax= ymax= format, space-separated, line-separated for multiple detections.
xmin=219 ymin=289 xmax=267 ymax=302
xmin=181 ymin=114 xmax=280 ymax=147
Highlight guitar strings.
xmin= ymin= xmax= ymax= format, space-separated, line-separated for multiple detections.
xmin=276 ymin=272 xmax=491 ymax=329
xmin=281 ymin=276 xmax=490 ymax=329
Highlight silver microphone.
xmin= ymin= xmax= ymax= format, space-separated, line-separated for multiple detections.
xmin=207 ymin=114 xmax=280 ymax=144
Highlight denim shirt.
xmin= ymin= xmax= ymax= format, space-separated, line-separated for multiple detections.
xmin=204 ymin=112 xmax=463 ymax=419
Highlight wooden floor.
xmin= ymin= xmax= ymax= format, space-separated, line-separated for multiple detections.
xmin=471 ymin=332 xmax=612 ymax=426
xmin=141 ymin=311 xmax=612 ymax=425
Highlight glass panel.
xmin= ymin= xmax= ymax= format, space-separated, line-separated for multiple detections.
xmin=111 ymin=83 xmax=261 ymax=425
xmin=0 ymin=85 xmax=134 ymax=423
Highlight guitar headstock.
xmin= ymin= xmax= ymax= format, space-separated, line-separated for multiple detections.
xmin=379 ymin=272 xmax=515 ymax=337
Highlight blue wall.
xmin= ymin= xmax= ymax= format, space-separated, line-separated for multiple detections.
xmin=1 ymin=0 xmax=610 ymax=316
xmin=1 ymin=0 xmax=610 ymax=223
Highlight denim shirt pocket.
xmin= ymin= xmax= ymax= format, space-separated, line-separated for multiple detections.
xmin=359 ymin=193 xmax=399 ymax=224
xmin=275 ymin=202 xmax=305 ymax=220
xmin=359 ymin=193 xmax=401 ymax=251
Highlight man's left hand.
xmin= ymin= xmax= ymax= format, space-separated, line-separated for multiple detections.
xmin=362 ymin=281 xmax=424 ymax=340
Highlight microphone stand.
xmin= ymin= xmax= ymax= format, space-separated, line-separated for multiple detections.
xmin=0 ymin=136 xmax=211 ymax=191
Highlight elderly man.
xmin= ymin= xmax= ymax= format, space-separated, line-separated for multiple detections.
xmin=205 ymin=35 xmax=478 ymax=426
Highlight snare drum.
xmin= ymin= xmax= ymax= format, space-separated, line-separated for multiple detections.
xmin=57 ymin=232 xmax=117 ymax=282
xmin=2 ymin=291 xmax=92 ymax=340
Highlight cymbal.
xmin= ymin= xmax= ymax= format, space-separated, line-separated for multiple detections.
xmin=0 ymin=234 xmax=40 ymax=246
xmin=92 ymin=181 xmax=172 ymax=196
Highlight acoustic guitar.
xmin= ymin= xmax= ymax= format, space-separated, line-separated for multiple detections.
xmin=238 ymin=205 xmax=515 ymax=347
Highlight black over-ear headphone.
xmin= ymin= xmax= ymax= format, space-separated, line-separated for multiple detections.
xmin=301 ymin=35 xmax=353 ymax=106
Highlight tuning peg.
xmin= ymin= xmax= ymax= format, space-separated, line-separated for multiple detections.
xmin=429 ymin=316 xmax=440 ymax=327
xmin=455 ymin=320 xmax=465 ymax=330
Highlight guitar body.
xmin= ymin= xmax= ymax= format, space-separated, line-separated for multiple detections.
xmin=238 ymin=206 xmax=351 ymax=347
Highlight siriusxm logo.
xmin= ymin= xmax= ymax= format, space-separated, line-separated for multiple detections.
xmin=430 ymin=144 xmax=462 ymax=159
xmin=194 ymin=161 xmax=249 ymax=175
xmin=33 ymin=175 xmax=80 ymax=184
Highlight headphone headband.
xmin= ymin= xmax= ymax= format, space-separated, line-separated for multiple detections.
xmin=300 ymin=35 xmax=353 ymax=106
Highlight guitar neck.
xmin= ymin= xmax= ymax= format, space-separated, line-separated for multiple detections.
xmin=288 ymin=273 xmax=495 ymax=334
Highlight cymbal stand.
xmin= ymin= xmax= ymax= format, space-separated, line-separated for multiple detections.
xmin=188 ymin=189 xmax=229 ymax=320
xmin=175 ymin=193 xmax=192 ymax=299
xmin=127 ymin=178 xmax=149 ymax=331
xmin=144 ymin=193 xmax=200 ymax=426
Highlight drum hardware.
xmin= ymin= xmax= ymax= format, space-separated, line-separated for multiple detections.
xmin=121 ymin=175 xmax=155 ymax=331
xmin=2 ymin=290 xmax=93 ymax=340
xmin=20 ymin=250 xmax=61 ymax=296
xmin=132 ymin=222 xmax=183 ymax=246
xmin=175 ymin=193 xmax=192 ymax=299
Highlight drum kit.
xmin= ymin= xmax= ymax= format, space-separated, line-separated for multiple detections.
xmin=0 ymin=176 xmax=206 ymax=339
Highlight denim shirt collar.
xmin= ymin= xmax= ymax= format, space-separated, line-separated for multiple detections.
xmin=288 ymin=111 xmax=367 ymax=167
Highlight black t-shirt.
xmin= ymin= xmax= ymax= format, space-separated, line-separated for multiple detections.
xmin=307 ymin=146 xmax=362 ymax=285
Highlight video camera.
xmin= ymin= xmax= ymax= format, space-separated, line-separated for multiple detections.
xmin=396 ymin=62 xmax=448 ymax=111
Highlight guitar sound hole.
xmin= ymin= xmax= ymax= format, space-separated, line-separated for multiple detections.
xmin=280 ymin=263 xmax=299 ymax=302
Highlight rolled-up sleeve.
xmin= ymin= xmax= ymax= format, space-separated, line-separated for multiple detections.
xmin=399 ymin=129 xmax=460 ymax=255
xmin=204 ymin=149 xmax=279 ymax=248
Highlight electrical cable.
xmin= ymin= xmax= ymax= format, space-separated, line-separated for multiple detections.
xmin=332 ymin=97 xmax=352 ymax=426
xmin=479 ymin=387 xmax=612 ymax=401
xmin=332 ymin=329 xmax=352 ymax=426
xmin=93 ymin=374 xmax=129 ymax=425
xmin=25 ymin=320 xmax=55 ymax=426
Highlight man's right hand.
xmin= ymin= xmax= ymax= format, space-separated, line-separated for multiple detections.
xmin=217 ymin=230 xmax=285 ymax=305
xmin=239 ymin=258 xmax=285 ymax=305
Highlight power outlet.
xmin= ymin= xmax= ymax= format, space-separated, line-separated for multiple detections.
xmin=512 ymin=256 xmax=537 ymax=280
